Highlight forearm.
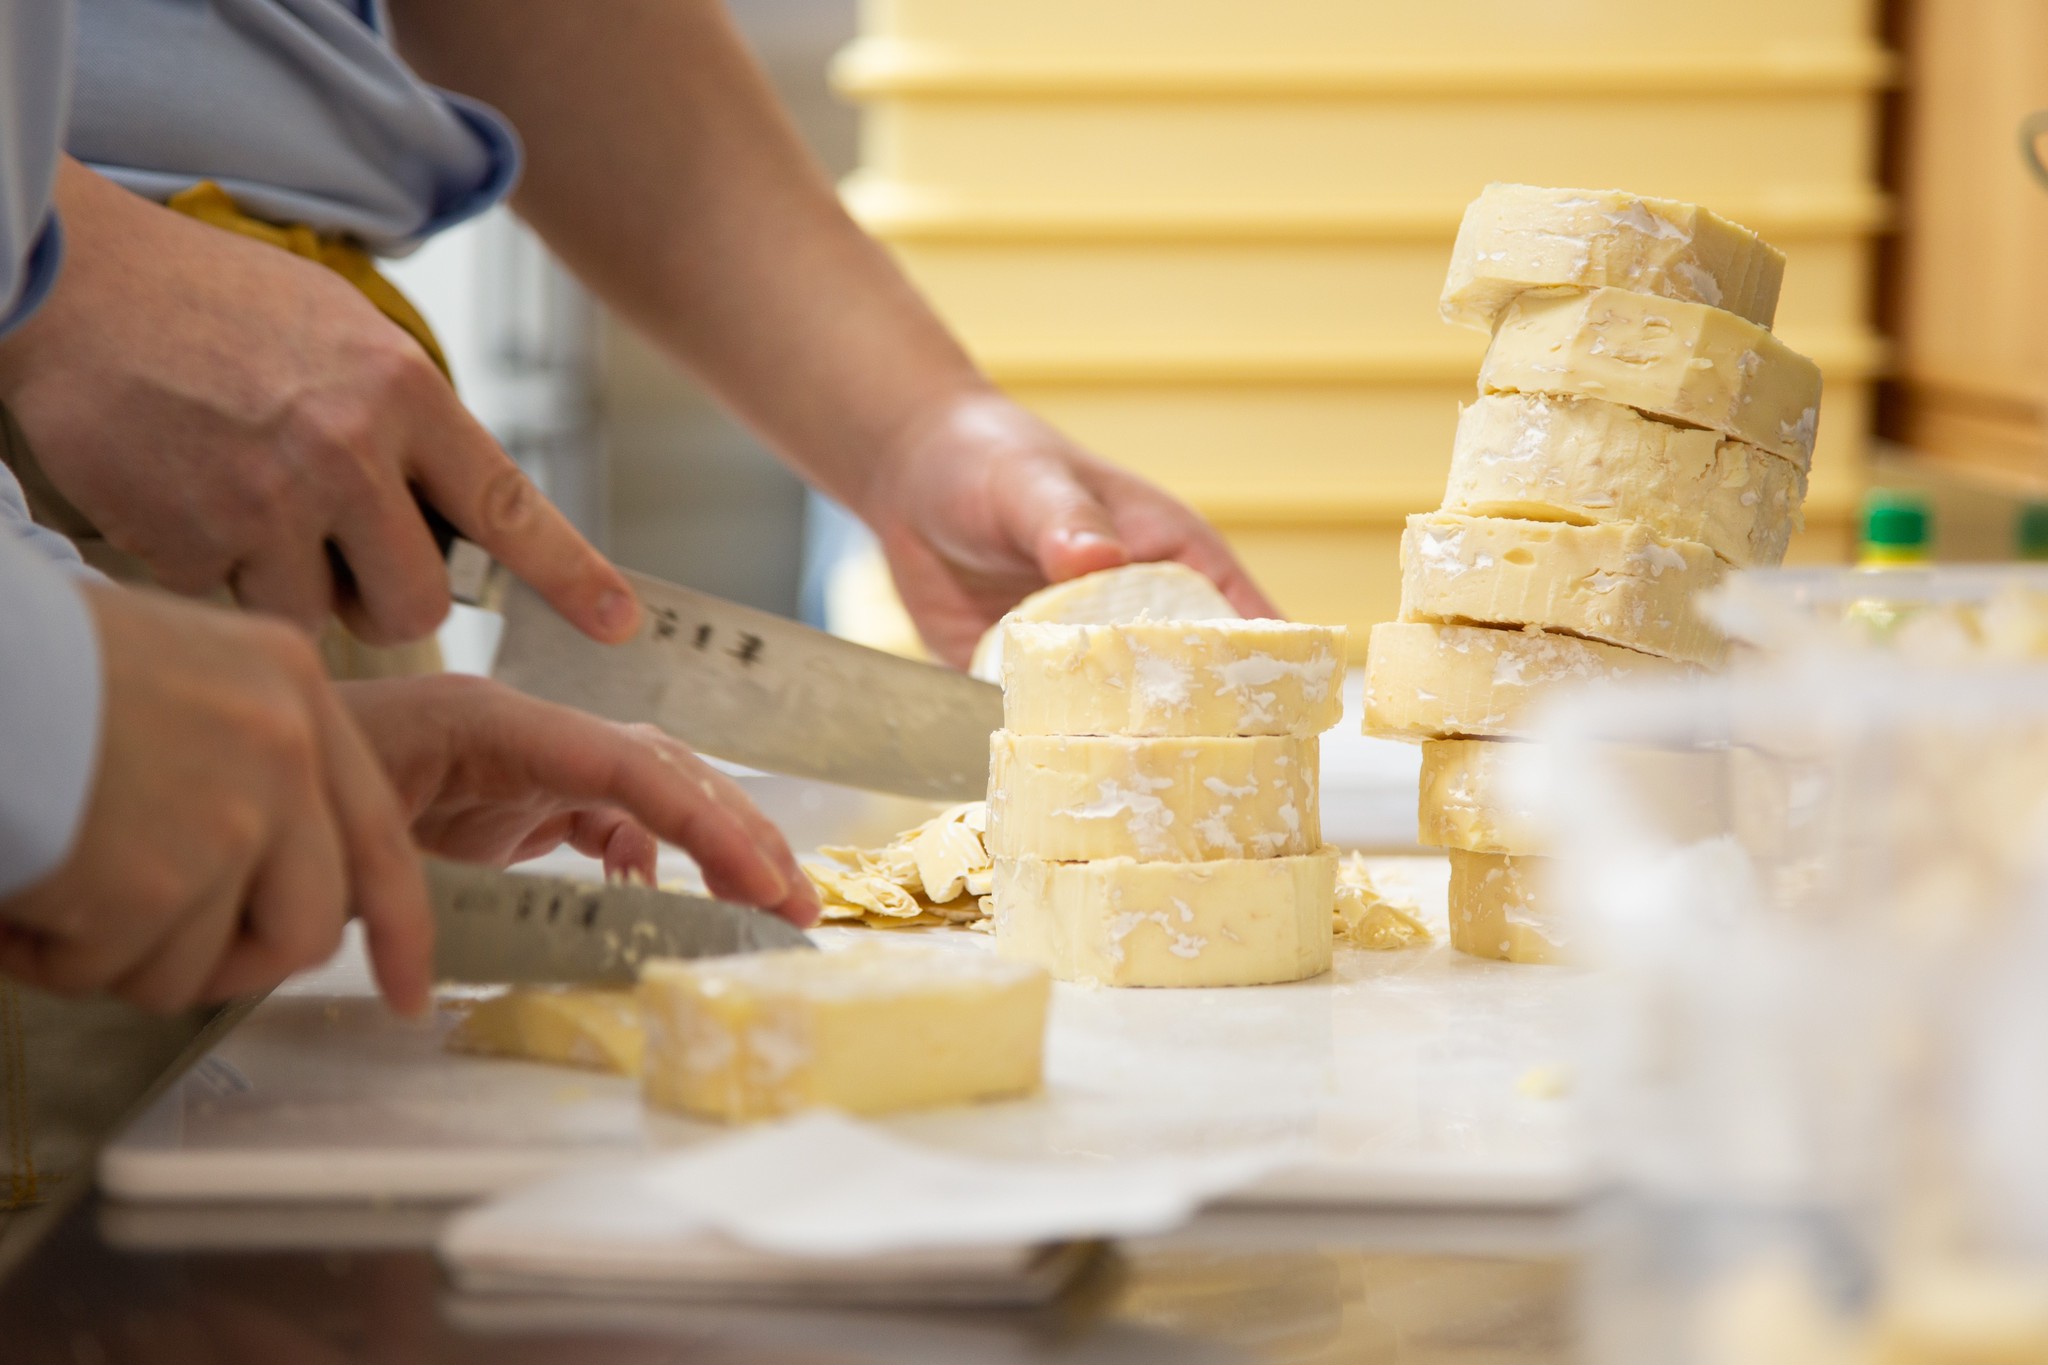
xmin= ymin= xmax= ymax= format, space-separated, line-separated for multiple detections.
xmin=388 ymin=0 xmax=986 ymax=519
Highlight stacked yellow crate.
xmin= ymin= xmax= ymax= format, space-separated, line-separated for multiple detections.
xmin=834 ymin=1 xmax=1888 ymax=644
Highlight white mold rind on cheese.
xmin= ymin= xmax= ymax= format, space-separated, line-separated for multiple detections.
xmin=1479 ymin=287 xmax=1822 ymax=467
xmin=1418 ymin=739 xmax=1549 ymax=856
xmin=987 ymin=731 xmax=1320 ymax=863
xmin=1400 ymin=512 xmax=1728 ymax=666
xmin=1001 ymin=619 xmax=1346 ymax=737
xmin=1445 ymin=393 xmax=1805 ymax=569
xmin=1362 ymin=621 xmax=1689 ymax=741
xmin=1441 ymin=184 xmax=1786 ymax=334
xmin=1447 ymin=850 xmax=1566 ymax=965
xmin=992 ymin=851 xmax=1335 ymax=987
xmin=638 ymin=945 xmax=1050 ymax=1122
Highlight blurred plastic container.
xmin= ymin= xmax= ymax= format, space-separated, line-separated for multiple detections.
xmin=1708 ymin=565 xmax=2048 ymax=660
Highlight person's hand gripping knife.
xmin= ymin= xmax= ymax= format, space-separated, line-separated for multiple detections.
xmin=0 ymin=587 xmax=818 ymax=1018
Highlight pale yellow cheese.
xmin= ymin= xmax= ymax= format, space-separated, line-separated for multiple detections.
xmin=1447 ymin=850 xmax=1566 ymax=965
xmin=1000 ymin=619 xmax=1345 ymax=737
xmin=992 ymin=851 xmax=1334 ymax=987
xmin=639 ymin=944 xmax=1050 ymax=1122
xmin=1441 ymin=184 xmax=1785 ymax=333
xmin=1879 ymin=1263 xmax=2048 ymax=1365
xmin=1364 ymin=621 xmax=1689 ymax=741
xmin=1418 ymin=739 xmax=1548 ymax=856
xmin=969 ymin=561 xmax=1238 ymax=682
xmin=1401 ymin=512 xmax=1728 ymax=665
xmin=1333 ymin=854 xmax=1433 ymax=950
xmin=446 ymin=988 xmax=645 ymax=1076
xmin=988 ymin=731 xmax=1319 ymax=862
xmin=1444 ymin=393 xmax=1805 ymax=569
xmin=1479 ymin=287 xmax=1822 ymax=467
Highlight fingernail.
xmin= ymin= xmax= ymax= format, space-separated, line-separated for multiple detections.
xmin=598 ymin=589 xmax=638 ymax=635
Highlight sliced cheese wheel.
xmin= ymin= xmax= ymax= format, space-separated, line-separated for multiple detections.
xmin=446 ymin=988 xmax=645 ymax=1076
xmin=968 ymin=562 xmax=1239 ymax=682
xmin=1445 ymin=393 xmax=1805 ymax=569
xmin=1447 ymin=850 xmax=1566 ymax=965
xmin=992 ymin=850 xmax=1334 ymax=987
xmin=639 ymin=944 xmax=1049 ymax=1122
xmin=1400 ymin=512 xmax=1728 ymax=666
xmin=1418 ymin=738 xmax=1548 ymax=856
xmin=1441 ymin=184 xmax=1785 ymax=333
xmin=1479 ymin=287 xmax=1822 ymax=467
xmin=1001 ymin=619 xmax=1345 ymax=737
xmin=1363 ymin=621 xmax=1689 ymax=741
xmin=987 ymin=731 xmax=1319 ymax=862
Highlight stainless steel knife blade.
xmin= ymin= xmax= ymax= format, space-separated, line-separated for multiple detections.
xmin=490 ymin=567 xmax=1002 ymax=801
xmin=427 ymin=859 xmax=812 ymax=986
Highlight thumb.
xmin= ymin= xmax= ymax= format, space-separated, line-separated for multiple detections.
xmin=996 ymin=456 xmax=1130 ymax=583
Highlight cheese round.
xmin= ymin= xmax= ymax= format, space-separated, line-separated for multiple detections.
xmin=1445 ymin=393 xmax=1805 ymax=570
xmin=968 ymin=562 xmax=1238 ymax=682
xmin=1441 ymin=184 xmax=1785 ymax=334
xmin=987 ymin=731 xmax=1319 ymax=862
xmin=1400 ymin=512 xmax=1728 ymax=666
xmin=1479 ymin=287 xmax=1822 ymax=467
xmin=1001 ymin=619 xmax=1345 ymax=737
xmin=1447 ymin=850 xmax=1567 ymax=965
xmin=1418 ymin=739 xmax=1548 ymax=856
xmin=992 ymin=851 xmax=1335 ymax=987
xmin=446 ymin=988 xmax=645 ymax=1077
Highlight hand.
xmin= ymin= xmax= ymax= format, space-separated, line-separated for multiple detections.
xmin=862 ymin=392 xmax=1280 ymax=667
xmin=0 ymin=160 xmax=639 ymax=646
xmin=339 ymin=675 xmax=820 ymax=927
xmin=0 ymin=585 xmax=435 ymax=1015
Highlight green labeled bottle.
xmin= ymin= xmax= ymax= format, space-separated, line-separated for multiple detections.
xmin=1847 ymin=490 xmax=1932 ymax=639
xmin=2017 ymin=501 xmax=2048 ymax=562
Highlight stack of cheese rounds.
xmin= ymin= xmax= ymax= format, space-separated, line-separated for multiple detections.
xmin=1365 ymin=185 xmax=1819 ymax=964
xmin=983 ymin=565 xmax=1348 ymax=987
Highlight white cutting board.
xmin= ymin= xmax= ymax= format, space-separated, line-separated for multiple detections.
xmin=100 ymin=856 xmax=1593 ymax=1210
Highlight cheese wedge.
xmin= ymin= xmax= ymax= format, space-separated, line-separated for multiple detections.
xmin=1441 ymin=184 xmax=1785 ymax=333
xmin=969 ymin=561 xmax=1238 ymax=682
xmin=1447 ymin=850 xmax=1567 ymax=964
xmin=1480 ymin=288 xmax=1822 ymax=467
xmin=1001 ymin=619 xmax=1345 ymax=737
xmin=988 ymin=731 xmax=1319 ymax=862
xmin=639 ymin=944 xmax=1050 ymax=1122
xmin=1419 ymin=739 xmax=1548 ymax=856
xmin=446 ymin=988 xmax=645 ymax=1076
xmin=1445 ymin=393 xmax=1805 ymax=569
xmin=992 ymin=850 xmax=1335 ymax=987
xmin=1364 ymin=621 xmax=1689 ymax=741
xmin=1400 ymin=512 xmax=1727 ymax=666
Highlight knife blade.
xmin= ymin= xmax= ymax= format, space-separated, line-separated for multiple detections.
xmin=427 ymin=859 xmax=813 ymax=986
xmin=488 ymin=567 xmax=1003 ymax=802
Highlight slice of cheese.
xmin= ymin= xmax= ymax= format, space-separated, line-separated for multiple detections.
xmin=987 ymin=731 xmax=1320 ymax=862
xmin=1444 ymin=393 xmax=1805 ymax=569
xmin=969 ymin=562 xmax=1239 ymax=682
xmin=1441 ymin=184 xmax=1785 ymax=333
xmin=992 ymin=850 xmax=1334 ymax=987
xmin=1479 ymin=288 xmax=1822 ymax=467
xmin=1364 ymin=621 xmax=1689 ymax=741
xmin=1447 ymin=850 xmax=1566 ymax=965
xmin=639 ymin=944 xmax=1050 ymax=1122
xmin=1418 ymin=739 xmax=1548 ymax=856
xmin=1001 ymin=619 xmax=1345 ymax=737
xmin=446 ymin=988 xmax=645 ymax=1076
xmin=1401 ymin=512 xmax=1727 ymax=666
xmin=1334 ymin=854 xmax=1433 ymax=950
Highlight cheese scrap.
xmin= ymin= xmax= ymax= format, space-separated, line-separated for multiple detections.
xmin=992 ymin=850 xmax=1335 ymax=987
xmin=1401 ymin=512 xmax=1727 ymax=666
xmin=1333 ymin=853 xmax=1432 ymax=949
xmin=1441 ymin=183 xmax=1785 ymax=333
xmin=446 ymin=988 xmax=645 ymax=1076
xmin=1447 ymin=850 xmax=1566 ymax=965
xmin=1418 ymin=738 xmax=1548 ymax=856
xmin=639 ymin=944 xmax=1050 ymax=1122
xmin=1480 ymin=287 xmax=1822 ymax=467
xmin=1445 ymin=393 xmax=1805 ymax=569
xmin=969 ymin=562 xmax=1238 ymax=682
xmin=988 ymin=731 xmax=1320 ymax=863
xmin=1001 ymin=619 xmax=1345 ymax=737
xmin=806 ymin=801 xmax=990 ymax=929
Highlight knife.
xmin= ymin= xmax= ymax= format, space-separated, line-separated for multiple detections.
xmin=428 ymin=858 xmax=813 ymax=986
xmin=484 ymin=565 xmax=1003 ymax=802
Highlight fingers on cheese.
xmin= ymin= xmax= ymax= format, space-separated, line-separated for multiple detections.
xmin=993 ymin=852 xmax=1335 ymax=987
xmin=1400 ymin=512 xmax=1728 ymax=666
xmin=1445 ymin=393 xmax=1805 ymax=569
xmin=1479 ymin=287 xmax=1821 ymax=467
xmin=1447 ymin=850 xmax=1567 ymax=965
xmin=1441 ymin=184 xmax=1786 ymax=334
xmin=969 ymin=562 xmax=1239 ymax=682
xmin=1418 ymin=739 xmax=1546 ymax=856
xmin=639 ymin=945 xmax=1050 ymax=1122
xmin=988 ymin=732 xmax=1320 ymax=862
xmin=446 ymin=988 xmax=646 ymax=1076
xmin=1001 ymin=620 xmax=1345 ymax=737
